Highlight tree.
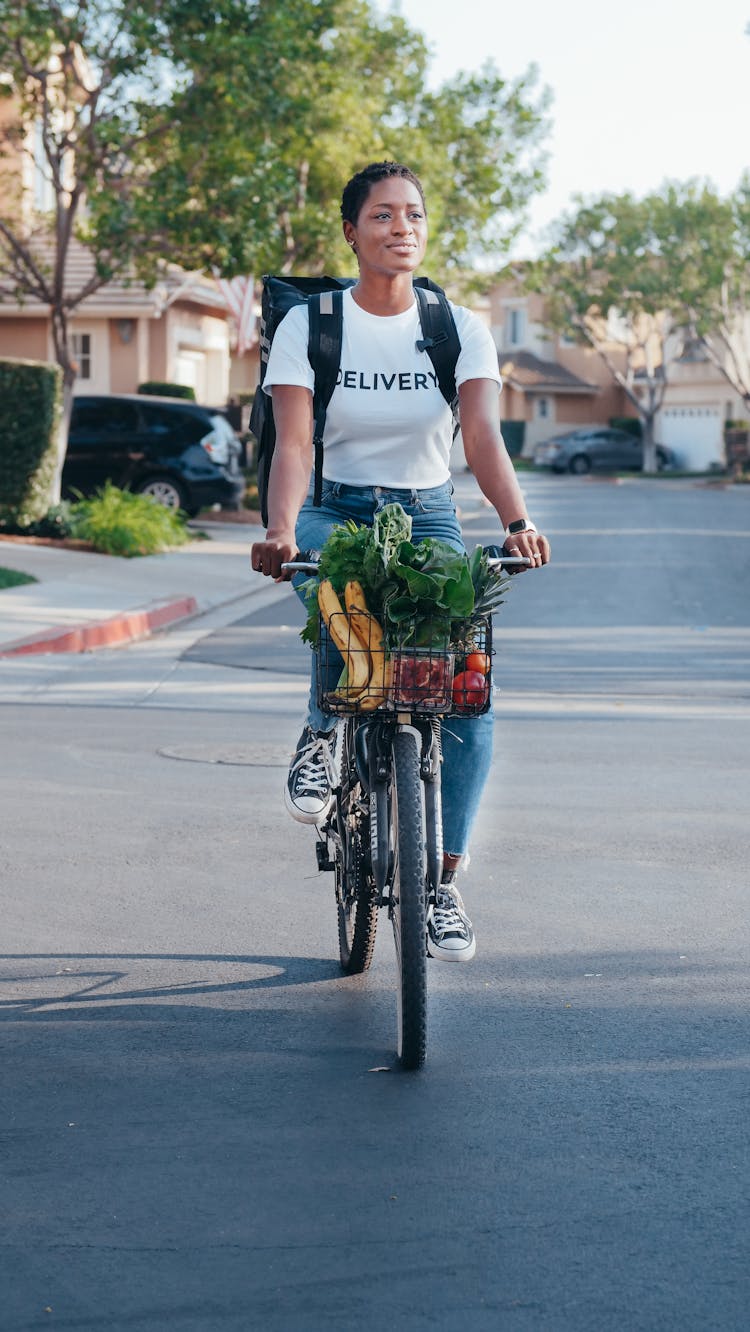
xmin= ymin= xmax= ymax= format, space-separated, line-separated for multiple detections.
xmin=0 ymin=0 xmax=251 ymax=497
xmin=135 ymin=8 xmax=549 ymax=284
xmin=526 ymin=191 xmax=691 ymax=472
xmin=650 ymin=178 xmax=750 ymax=416
xmin=387 ymin=62 xmax=549 ymax=291
xmin=0 ymin=0 xmax=549 ymax=503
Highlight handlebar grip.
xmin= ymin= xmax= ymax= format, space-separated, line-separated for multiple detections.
xmin=483 ymin=543 xmax=532 ymax=571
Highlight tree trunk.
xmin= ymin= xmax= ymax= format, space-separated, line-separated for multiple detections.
xmin=641 ymin=412 xmax=659 ymax=474
xmin=49 ymin=309 xmax=76 ymax=506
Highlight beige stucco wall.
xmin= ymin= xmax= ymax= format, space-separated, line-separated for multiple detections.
xmin=228 ymin=346 xmax=260 ymax=397
xmin=0 ymin=317 xmax=50 ymax=362
xmin=108 ymin=319 xmax=143 ymax=393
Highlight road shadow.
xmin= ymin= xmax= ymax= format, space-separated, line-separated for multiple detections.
xmin=2 ymin=949 xmax=749 ymax=1331
xmin=0 ymin=951 xmax=341 ymax=1012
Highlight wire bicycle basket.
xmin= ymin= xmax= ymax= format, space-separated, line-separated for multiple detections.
xmin=317 ymin=612 xmax=493 ymax=718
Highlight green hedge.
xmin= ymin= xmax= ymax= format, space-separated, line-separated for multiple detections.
xmin=0 ymin=357 xmax=63 ymax=527
xmin=138 ymin=381 xmax=196 ymax=400
xmin=610 ymin=416 xmax=642 ymax=438
xmin=500 ymin=420 xmax=526 ymax=456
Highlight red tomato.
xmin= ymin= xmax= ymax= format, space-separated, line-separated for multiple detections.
xmin=465 ymin=651 xmax=490 ymax=676
xmin=451 ymin=669 xmax=489 ymax=709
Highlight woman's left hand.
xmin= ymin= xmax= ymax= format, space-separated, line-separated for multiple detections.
xmin=505 ymin=529 xmax=551 ymax=569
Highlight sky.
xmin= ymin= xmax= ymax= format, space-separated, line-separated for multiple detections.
xmin=386 ymin=0 xmax=750 ymax=256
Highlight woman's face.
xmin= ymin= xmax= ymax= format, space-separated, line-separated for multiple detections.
xmin=344 ymin=176 xmax=428 ymax=277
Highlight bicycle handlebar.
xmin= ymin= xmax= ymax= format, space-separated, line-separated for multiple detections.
xmin=282 ymin=546 xmax=532 ymax=575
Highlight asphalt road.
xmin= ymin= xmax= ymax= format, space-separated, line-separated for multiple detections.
xmin=1 ymin=473 xmax=749 ymax=1331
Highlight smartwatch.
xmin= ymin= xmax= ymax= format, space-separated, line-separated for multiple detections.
xmin=506 ymin=518 xmax=537 ymax=536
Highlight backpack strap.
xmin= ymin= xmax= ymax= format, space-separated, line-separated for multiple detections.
xmin=413 ymin=282 xmax=461 ymax=411
xmin=307 ymin=288 xmax=344 ymax=507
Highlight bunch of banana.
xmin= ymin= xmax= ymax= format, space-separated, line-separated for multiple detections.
xmin=318 ymin=579 xmax=393 ymax=711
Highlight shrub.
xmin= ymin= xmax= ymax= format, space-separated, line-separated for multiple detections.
xmin=610 ymin=416 xmax=642 ymax=438
xmin=500 ymin=419 xmax=525 ymax=456
xmin=0 ymin=501 xmax=77 ymax=539
xmin=243 ymin=464 xmax=260 ymax=510
xmin=69 ymin=483 xmax=191 ymax=557
xmin=0 ymin=357 xmax=63 ymax=527
xmin=138 ymin=381 xmax=196 ymax=400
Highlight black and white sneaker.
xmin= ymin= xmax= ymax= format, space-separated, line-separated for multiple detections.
xmin=285 ymin=724 xmax=338 ymax=825
xmin=426 ymin=879 xmax=476 ymax=961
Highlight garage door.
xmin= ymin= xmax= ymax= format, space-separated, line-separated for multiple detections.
xmin=659 ymin=406 xmax=723 ymax=470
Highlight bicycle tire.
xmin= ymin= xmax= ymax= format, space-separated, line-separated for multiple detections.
xmin=391 ymin=729 xmax=428 ymax=1070
xmin=336 ymin=725 xmax=378 ymax=975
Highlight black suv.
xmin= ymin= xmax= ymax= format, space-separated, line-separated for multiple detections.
xmin=65 ymin=394 xmax=245 ymax=516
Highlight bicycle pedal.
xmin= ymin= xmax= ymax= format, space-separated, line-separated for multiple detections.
xmin=315 ymin=840 xmax=335 ymax=872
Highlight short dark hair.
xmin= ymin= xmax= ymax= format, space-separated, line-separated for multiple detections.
xmin=341 ymin=161 xmax=427 ymax=226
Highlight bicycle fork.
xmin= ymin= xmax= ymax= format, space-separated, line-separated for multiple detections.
xmin=364 ymin=717 xmax=443 ymax=907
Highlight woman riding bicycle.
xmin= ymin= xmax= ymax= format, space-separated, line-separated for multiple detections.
xmin=251 ymin=160 xmax=550 ymax=962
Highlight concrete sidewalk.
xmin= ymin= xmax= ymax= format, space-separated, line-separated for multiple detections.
xmin=0 ymin=520 xmax=264 ymax=656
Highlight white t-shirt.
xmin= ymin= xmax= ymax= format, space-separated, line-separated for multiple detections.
xmin=262 ymin=287 xmax=502 ymax=488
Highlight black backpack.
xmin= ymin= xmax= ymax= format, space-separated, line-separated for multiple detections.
xmin=249 ymin=275 xmax=461 ymax=526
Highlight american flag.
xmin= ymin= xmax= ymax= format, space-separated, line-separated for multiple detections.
xmin=216 ymin=275 xmax=257 ymax=355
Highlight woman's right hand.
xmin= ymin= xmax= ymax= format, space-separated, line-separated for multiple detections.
xmin=250 ymin=535 xmax=298 ymax=581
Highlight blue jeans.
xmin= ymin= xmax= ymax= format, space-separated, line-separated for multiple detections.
xmin=293 ymin=480 xmax=494 ymax=858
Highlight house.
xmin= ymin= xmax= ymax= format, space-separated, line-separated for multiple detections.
xmin=486 ymin=279 xmax=742 ymax=470
xmin=0 ymin=237 xmax=235 ymax=403
xmin=487 ymin=282 xmax=629 ymax=455
xmin=0 ymin=62 xmax=254 ymax=405
xmin=655 ymin=342 xmax=744 ymax=471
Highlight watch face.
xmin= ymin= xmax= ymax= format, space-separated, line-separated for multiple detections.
xmin=508 ymin=519 xmax=528 ymax=534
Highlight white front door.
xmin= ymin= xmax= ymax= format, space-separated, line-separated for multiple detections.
xmin=70 ymin=322 xmax=111 ymax=394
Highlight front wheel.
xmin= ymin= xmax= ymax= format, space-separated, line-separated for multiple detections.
xmin=391 ymin=729 xmax=428 ymax=1070
xmin=568 ymin=453 xmax=591 ymax=475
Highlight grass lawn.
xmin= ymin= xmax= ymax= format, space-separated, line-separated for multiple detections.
xmin=0 ymin=567 xmax=36 ymax=589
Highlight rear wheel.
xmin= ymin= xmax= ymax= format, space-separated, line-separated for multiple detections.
xmin=568 ymin=453 xmax=591 ymax=475
xmin=336 ymin=809 xmax=378 ymax=974
xmin=336 ymin=725 xmax=378 ymax=974
xmin=391 ymin=729 xmax=428 ymax=1070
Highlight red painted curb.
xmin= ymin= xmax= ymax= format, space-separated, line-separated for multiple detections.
xmin=0 ymin=596 xmax=198 ymax=657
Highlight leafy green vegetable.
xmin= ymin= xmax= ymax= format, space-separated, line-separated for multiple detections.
xmin=299 ymin=502 xmax=511 ymax=652
xmin=371 ymin=503 xmax=413 ymax=571
xmin=468 ymin=547 xmax=510 ymax=616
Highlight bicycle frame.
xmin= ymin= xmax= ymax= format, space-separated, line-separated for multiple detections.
xmin=281 ymin=547 xmax=529 ymax=1068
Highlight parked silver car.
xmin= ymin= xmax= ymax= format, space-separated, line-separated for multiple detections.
xmin=533 ymin=428 xmax=674 ymax=474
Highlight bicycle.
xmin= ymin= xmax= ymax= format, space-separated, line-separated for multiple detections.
xmin=282 ymin=548 xmax=530 ymax=1071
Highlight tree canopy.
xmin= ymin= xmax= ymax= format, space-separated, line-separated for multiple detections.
xmin=0 ymin=0 xmax=549 ymax=304
xmin=648 ymin=177 xmax=750 ymax=413
xmin=0 ymin=0 xmax=549 ymax=501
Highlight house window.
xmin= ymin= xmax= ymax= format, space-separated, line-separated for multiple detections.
xmin=507 ymin=308 xmax=525 ymax=346
xmin=71 ymin=333 xmax=92 ymax=380
xmin=536 ymin=396 xmax=549 ymax=419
